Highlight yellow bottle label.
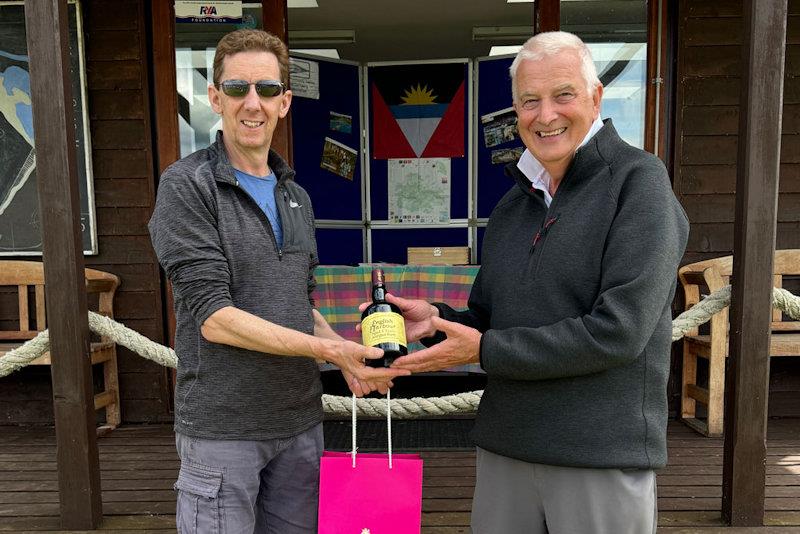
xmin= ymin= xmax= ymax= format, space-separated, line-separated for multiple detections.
xmin=361 ymin=311 xmax=407 ymax=348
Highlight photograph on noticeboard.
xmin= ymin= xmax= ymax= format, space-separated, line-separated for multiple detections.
xmin=320 ymin=137 xmax=358 ymax=181
xmin=481 ymin=106 xmax=519 ymax=148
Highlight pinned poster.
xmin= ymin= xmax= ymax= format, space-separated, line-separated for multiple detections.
xmin=289 ymin=57 xmax=320 ymax=100
xmin=387 ymin=158 xmax=450 ymax=224
xmin=371 ymin=63 xmax=465 ymax=159
xmin=481 ymin=106 xmax=519 ymax=148
xmin=329 ymin=111 xmax=352 ymax=134
xmin=321 ymin=137 xmax=357 ymax=181
xmin=491 ymin=146 xmax=524 ymax=165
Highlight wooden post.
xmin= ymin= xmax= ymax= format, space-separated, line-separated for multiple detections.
xmin=533 ymin=0 xmax=559 ymax=34
xmin=722 ymin=0 xmax=787 ymax=526
xmin=644 ymin=0 xmax=659 ymax=155
xmin=264 ymin=0 xmax=292 ymax=162
xmin=23 ymin=0 xmax=102 ymax=528
xmin=151 ymin=0 xmax=180 ymax=176
xmin=151 ymin=0 xmax=179 ymax=358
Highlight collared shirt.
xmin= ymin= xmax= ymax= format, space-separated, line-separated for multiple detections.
xmin=517 ymin=116 xmax=604 ymax=207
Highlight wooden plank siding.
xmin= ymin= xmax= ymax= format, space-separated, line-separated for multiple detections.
xmin=673 ymin=0 xmax=800 ymax=419
xmin=80 ymin=0 xmax=169 ymax=424
xmin=0 ymin=0 xmax=170 ymax=425
xmin=675 ymin=0 xmax=800 ymax=260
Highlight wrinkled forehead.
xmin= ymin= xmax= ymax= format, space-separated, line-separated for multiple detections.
xmin=515 ymin=57 xmax=586 ymax=95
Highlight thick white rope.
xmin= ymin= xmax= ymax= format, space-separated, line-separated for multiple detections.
xmin=2 ymin=285 xmax=798 ymax=417
xmin=671 ymin=285 xmax=731 ymax=341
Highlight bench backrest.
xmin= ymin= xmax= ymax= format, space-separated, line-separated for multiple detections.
xmin=678 ymin=249 xmax=800 ymax=333
xmin=0 ymin=260 xmax=119 ymax=342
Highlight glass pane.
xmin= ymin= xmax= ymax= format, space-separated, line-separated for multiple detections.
xmin=561 ymin=0 xmax=647 ymax=148
xmin=174 ymin=4 xmax=262 ymax=157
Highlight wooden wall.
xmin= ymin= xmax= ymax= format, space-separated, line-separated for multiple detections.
xmin=0 ymin=0 xmax=171 ymax=424
xmin=673 ymin=0 xmax=800 ymax=417
xmin=674 ymin=0 xmax=800 ymax=260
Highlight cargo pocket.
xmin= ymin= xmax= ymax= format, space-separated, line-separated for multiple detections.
xmin=174 ymin=462 xmax=224 ymax=534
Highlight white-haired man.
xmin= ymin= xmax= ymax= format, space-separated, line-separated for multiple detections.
xmin=378 ymin=32 xmax=689 ymax=533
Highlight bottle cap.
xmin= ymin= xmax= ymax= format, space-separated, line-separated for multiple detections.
xmin=372 ymin=268 xmax=385 ymax=286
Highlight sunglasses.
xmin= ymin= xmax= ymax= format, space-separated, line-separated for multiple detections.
xmin=216 ymin=79 xmax=286 ymax=98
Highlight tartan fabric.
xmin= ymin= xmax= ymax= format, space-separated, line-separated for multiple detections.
xmin=313 ymin=265 xmax=480 ymax=371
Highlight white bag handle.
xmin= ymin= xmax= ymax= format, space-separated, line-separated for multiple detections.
xmin=351 ymin=390 xmax=393 ymax=469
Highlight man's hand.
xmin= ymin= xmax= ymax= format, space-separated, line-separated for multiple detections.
xmin=341 ymin=369 xmax=394 ymax=397
xmin=323 ymin=339 xmax=410 ymax=388
xmin=390 ymin=316 xmax=481 ymax=373
xmin=358 ymin=293 xmax=440 ymax=342
xmin=312 ymin=308 xmax=403 ymax=396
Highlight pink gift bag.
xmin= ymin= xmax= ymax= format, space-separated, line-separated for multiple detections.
xmin=318 ymin=393 xmax=423 ymax=534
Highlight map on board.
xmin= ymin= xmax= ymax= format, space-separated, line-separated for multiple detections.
xmin=387 ymin=158 xmax=450 ymax=224
xmin=0 ymin=3 xmax=96 ymax=254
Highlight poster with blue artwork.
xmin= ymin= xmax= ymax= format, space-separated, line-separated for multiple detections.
xmin=0 ymin=1 xmax=96 ymax=254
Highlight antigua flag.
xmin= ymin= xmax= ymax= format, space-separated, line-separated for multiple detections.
xmin=370 ymin=63 xmax=465 ymax=159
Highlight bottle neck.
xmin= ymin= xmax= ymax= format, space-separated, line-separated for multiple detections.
xmin=372 ymin=284 xmax=386 ymax=302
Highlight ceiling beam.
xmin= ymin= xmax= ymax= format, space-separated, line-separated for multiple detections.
xmin=534 ymin=0 xmax=559 ymax=34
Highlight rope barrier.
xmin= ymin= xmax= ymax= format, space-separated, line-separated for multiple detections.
xmin=2 ymin=284 xmax=798 ymax=417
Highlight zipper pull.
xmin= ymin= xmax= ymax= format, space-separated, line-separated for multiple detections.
xmin=278 ymin=249 xmax=283 ymax=260
xmin=530 ymin=215 xmax=559 ymax=253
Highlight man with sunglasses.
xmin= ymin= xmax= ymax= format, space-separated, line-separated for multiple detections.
xmin=149 ymin=29 xmax=407 ymax=534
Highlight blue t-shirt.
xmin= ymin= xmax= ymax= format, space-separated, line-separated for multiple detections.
xmin=234 ymin=169 xmax=283 ymax=248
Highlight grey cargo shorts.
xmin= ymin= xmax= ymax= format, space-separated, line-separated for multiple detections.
xmin=174 ymin=423 xmax=323 ymax=534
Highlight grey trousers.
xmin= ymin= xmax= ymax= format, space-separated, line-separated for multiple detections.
xmin=471 ymin=447 xmax=657 ymax=534
xmin=175 ymin=423 xmax=323 ymax=534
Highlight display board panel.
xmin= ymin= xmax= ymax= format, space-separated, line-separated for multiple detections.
xmin=315 ymin=227 xmax=363 ymax=265
xmin=366 ymin=60 xmax=470 ymax=222
xmin=290 ymin=54 xmax=363 ymax=221
xmin=475 ymin=54 xmax=518 ymax=220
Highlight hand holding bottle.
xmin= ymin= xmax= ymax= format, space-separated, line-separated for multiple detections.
xmin=360 ymin=269 xmax=408 ymax=367
xmin=359 ymin=293 xmax=440 ymax=341
xmin=323 ymin=337 xmax=410 ymax=383
xmin=391 ymin=316 xmax=481 ymax=373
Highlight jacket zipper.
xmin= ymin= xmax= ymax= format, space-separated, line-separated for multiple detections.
xmin=527 ymin=185 xmax=561 ymax=281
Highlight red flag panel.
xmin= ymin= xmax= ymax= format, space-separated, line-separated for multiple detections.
xmin=371 ymin=84 xmax=415 ymax=159
xmin=421 ymin=80 xmax=465 ymax=158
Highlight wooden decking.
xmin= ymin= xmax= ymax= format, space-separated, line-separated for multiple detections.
xmin=0 ymin=420 xmax=798 ymax=533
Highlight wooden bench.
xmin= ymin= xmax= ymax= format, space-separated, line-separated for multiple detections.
xmin=0 ymin=261 xmax=121 ymax=429
xmin=679 ymin=250 xmax=800 ymax=437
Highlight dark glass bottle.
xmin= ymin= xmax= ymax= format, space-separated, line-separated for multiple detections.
xmin=360 ymin=268 xmax=408 ymax=367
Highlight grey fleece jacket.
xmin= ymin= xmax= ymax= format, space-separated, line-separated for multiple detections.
xmin=433 ymin=120 xmax=689 ymax=469
xmin=148 ymin=132 xmax=322 ymax=440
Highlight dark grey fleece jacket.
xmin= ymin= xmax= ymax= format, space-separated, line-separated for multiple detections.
xmin=434 ymin=120 xmax=689 ymax=469
xmin=148 ymin=132 xmax=322 ymax=440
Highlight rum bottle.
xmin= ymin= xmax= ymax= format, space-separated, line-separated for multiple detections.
xmin=360 ymin=268 xmax=408 ymax=367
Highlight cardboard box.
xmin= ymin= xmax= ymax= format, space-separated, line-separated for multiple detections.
xmin=407 ymin=246 xmax=470 ymax=265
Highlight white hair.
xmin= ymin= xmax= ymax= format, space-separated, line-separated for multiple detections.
xmin=509 ymin=31 xmax=600 ymax=101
